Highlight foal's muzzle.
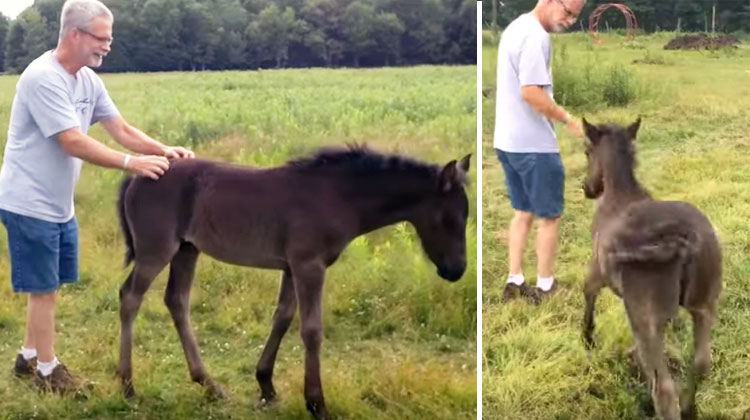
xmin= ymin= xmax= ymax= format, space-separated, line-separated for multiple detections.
xmin=582 ymin=182 xmax=597 ymax=199
xmin=438 ymin=261 xmax=466 ymax=282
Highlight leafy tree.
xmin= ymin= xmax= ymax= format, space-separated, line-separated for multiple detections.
xmin=371 ymin=12 xmax=404 ymax=66
xmin=4 ymin=21 xmax=26 ymax=73
xmin=343 ymin=1 xmax=377 ymax=66
xmin=18 ymin=8 xmax=52 ymax=70
xmin=246 ymin=4 xmax=298 ymax=68
xmin=445 ymin=0 xmax=476 ymax=64
xmin=0 ymin=13 xmax=9 ymax=72
xmin=299 ymin=0 xmax=346 ymax=66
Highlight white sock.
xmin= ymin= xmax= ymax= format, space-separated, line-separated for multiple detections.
xmin=507 ymin=273 xmax=525 ymax=285
xmin=20 ymin=346 xmax=37 ymax=360
xmin=37 ymin=357 xmax=59 ymax=377
xmin=536 ymin=276 xmax=555 ymax=292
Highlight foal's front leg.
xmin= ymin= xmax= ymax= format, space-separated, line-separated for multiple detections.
xmin=290 ymin=258 xmax=329 ymax=420
xmin=583 ymin=261 xmax=605 ymax=350
xmin=256 ymin=269 xmax=297 ymax=406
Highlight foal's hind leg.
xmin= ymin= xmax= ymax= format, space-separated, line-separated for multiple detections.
xmin=680 ymin=305 xmax=716 ymax=420
xmin=164 ymin=243 xmax=224 ymax=399
xmin=627 ymin=306 xmax=679 ymax=420
xmin=117 ymin=258 xmax=171 ymax=398
xmin=256 ymin=269 xmax=297 ymax=406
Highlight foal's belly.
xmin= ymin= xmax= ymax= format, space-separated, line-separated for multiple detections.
xmin=187 ymin=233 xmax=288 ymax=270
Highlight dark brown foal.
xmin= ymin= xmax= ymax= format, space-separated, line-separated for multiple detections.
xmin=580 ymin=119 xmax=721 ymax=420
xmin=116 ymin=146 xmax=471 ymax=419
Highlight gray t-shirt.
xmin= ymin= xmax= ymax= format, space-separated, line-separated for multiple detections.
xmin=0 ymin=50 xmax=120 ymax=223
xmin=493 ymin=13 xmax=558 ymax=153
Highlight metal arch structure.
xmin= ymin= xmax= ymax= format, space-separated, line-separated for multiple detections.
xmin=588 ymin=3 xmax=638 ymax=43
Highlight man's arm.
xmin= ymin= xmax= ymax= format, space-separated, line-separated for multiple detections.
xmin=57 ymin=127 xmax=169 ymax=179
xmin=521 ymin=85 xmax=582 ymax=137
xmin=99 ymin=115 xmax=194 ymax=159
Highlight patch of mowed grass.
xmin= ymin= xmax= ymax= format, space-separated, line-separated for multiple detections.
xmin=484 ymin=31 xmax=750 ymax=419
xmin=0 ymin=65 xmax=476 ymax=420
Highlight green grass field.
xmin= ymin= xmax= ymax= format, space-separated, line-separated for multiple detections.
xmin=0 ymin=65 xmax=477 ymax=419
xmin=483 ymin=31 xmax=750 ymax=420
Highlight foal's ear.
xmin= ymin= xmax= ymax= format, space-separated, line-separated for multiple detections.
xmin=627 ymin=117 xmax=641 ymax=140
xmin=458 ymin=154 xmax=471 ymax=173
xmin=582 ymin=118 xmax=600 ymax=143
xmin=439 ymin=160 xmax=459 ymax=192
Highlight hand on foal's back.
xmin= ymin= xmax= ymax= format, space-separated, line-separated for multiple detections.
xmin=127 ymin=155 xmax=170 ymax=180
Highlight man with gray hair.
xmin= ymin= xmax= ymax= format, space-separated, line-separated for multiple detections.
xmin=494 ymin=0 xmax=585 ymax=304
xmin=0 ymin=0 xmax=194 ymax=393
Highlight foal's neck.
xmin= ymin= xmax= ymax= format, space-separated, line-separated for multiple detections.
xmin=601 ymin=148 xmax=650 ymax=210
xmin=349 ymin=175 xmax=435 ymax=234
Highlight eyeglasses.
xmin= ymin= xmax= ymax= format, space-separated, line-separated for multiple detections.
xmin=77 ymin=28 xmax=113 ymax=45
xmin=554 ymin=0 xmax=578 ymax=19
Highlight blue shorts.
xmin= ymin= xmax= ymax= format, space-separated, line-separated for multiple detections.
xmin=0 ymin=209 xmax=79 ymax=294
xmin=495 ymin=150 xmax=565 ymax=219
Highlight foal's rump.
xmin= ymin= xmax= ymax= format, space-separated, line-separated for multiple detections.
xmin=606 ymin=201 xmax=715 ymax=264
xmin=606 ymin=200 xmax=721 ymax=306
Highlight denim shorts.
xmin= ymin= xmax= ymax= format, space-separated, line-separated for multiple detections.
xmin=0 ymin=209 xmax=79 ymax=293
xmin=495 ymin=149 xmax=565 ymax=219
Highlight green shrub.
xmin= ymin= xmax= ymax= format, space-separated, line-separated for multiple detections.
xmin=553 ymin=47 xmax=638 ymax=110
xmin=602 ymin=64 xmax=636 ymax=106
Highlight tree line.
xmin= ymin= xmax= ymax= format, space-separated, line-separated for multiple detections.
xmin=0 ymin=0 xmax=476 ymax=73
xmin=483 ymin=0 xmax=750 ymax=33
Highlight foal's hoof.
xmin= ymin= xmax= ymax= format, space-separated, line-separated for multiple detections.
xmin=205 ymin=382 xmax=227 ymax=400
xmin=639 ymin=396 xmax=655 ymax=417
xmin=256 ymin=393 xmax=278 ymax=410
xmin=123 ymin=386 xmax=136 ymax=402
xmin=306 ymin=400 xmax=330 ymax=420
xmin=680 ymin=403 xmax=697 ymax=420
xmin=120 ymin=379 xmax=136 ymax=402
xmin=583 ymin=334 xmax=596 ymax=351
xmin=206 ymin=384 xmax=227 ymax=400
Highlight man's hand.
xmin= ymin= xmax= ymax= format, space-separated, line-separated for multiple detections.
xmin=163 ymin=146 xmax=195 ymax=159
xmin=566 ymin=116 xmax=583 ymax=138
xmin=125 ymin=155 xmax=170 ymax=180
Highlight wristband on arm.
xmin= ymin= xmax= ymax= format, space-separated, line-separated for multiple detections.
xmin=123 ymin=154 xmax=132 ymax=169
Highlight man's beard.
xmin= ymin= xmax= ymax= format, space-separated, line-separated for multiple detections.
xmin=551 ymin=22 xmax=569 ymax=33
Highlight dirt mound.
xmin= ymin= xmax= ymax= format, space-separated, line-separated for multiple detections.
xmin=664 ymin=33 xmax=740 ymax=50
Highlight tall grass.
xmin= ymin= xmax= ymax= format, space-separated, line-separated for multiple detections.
xmin=553 ymin=43 xmax=639 ymax=109
xmin=484 ymin=31 xmax=750 ymax=419
xmin=0 ymin=65 xmax=477 ymax=420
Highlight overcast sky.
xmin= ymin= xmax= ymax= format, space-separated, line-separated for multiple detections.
xmin=0 ymin=0 xmax=34 ymax=20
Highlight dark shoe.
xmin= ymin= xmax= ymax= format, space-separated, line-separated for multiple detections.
xmin=33 ymin=363 xmax=84 ymax=394
xmin=532 ymin=281 xmax=560 ymax=303
xmin=502 ymin=282 xmax=538 ymax=303
xmin=13 ymin=354 xmax=37 ymax=377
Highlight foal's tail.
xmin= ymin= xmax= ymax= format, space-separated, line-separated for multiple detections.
xmin=117 ymin=177 xmax=136 ymax=267
xmin=606 ymin=220 xmax=701 ymax=266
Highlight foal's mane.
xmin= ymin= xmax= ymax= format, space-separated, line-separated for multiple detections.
xmin=597 ymin=124 xmax=639 ymax=188
xmin=288 ymin=144 xmax=441 ymax=180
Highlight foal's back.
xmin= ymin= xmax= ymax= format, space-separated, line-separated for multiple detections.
xmin=122 ymin=159 xmax=352 ymax=270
